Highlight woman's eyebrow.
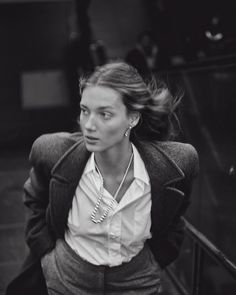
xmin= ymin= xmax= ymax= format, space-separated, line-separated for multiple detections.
xmin=97 ymin=106 xmax=114 ymax=111
xmin=80 ymin=104 xmax=114 ymax=110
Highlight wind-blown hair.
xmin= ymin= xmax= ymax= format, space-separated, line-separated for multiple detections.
xmin=80 ymin=61 xmax=182 ymax=142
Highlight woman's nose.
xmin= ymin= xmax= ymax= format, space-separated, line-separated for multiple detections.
xmin=85 ymin=114 xmax=96 ymax=131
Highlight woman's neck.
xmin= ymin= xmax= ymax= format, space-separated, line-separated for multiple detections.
xmin=94 ymin=141 xmax=132 ymax=178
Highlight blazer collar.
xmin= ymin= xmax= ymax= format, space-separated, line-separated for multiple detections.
xmin=51 ymin=138 xmax=185 ymax=187
xmin=51 ymin=137 xmax=90 ymax=187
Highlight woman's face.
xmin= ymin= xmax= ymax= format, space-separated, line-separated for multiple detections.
xmin=80 ymin=85 xmax=132 ymax=153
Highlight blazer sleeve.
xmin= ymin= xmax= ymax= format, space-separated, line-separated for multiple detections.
xmin=154 ymin=145 xmax=199 ymax=268
xmin=176 ymin=144 xmax=199 ymax=216
xmin=23 ymin=137 xmax=56 ymax=259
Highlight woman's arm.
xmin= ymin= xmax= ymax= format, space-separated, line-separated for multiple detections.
xmin=151 ymin=147 xmax=199 ymax=268
xmin=23 ymin=139 xmax=56 ymax=259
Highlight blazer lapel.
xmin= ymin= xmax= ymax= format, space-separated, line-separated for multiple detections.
xmin=49 ymin=138 xmax=90 ymax=236
xmin=135 ymin=140 xmax=185 ymax=234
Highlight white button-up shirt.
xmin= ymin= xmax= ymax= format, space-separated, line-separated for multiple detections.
xmin=65 ymin=144 xmax=152 ymax=266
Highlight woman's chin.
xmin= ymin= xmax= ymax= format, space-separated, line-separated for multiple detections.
xmin=85 ymin=143 xmax=101 ymax=152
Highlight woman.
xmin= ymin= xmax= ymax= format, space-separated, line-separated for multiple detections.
xmin=7 ymin=62 xmax=199 ymax=295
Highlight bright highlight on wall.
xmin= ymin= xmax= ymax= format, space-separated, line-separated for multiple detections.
xmin=21 ymin=70 xmax=70 ymax=109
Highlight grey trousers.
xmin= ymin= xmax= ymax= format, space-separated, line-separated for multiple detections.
xmin=41 ymin=239 xmax=162 ymax=294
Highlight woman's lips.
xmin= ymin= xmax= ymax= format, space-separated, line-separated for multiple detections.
xmin=84 ymin=135 xmax=99 ymax=143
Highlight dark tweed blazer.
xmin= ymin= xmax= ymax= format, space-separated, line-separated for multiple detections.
xmin=7 ymin=132 xmax=199 ymax=295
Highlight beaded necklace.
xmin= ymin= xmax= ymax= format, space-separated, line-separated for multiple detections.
xmin=90 ymin=152 xmax=134 ymax=224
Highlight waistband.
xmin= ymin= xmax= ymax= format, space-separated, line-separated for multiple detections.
xmin=59 ymin=239 xmax=151 ymax=273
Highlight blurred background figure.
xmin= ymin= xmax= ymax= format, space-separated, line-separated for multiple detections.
xmin=89 ymin=39 xmax=108 ymax=68
xmin=125 ymin=30 xmax=159 ymax=79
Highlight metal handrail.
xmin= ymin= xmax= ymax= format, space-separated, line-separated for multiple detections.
xmin=184 ymin=218 xmax=236 ymax=280
xmin=165 ymin=218 xmax=236 ymax=295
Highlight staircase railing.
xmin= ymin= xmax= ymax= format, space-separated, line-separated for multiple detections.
xmin=165 ymin=218 xmax=236 ymax=295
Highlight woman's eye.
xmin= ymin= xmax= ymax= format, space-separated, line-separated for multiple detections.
xmin=81 ymin=109 xmax=89 ymax=116
xmin=101 ymin=112 xmax=112 ymax=119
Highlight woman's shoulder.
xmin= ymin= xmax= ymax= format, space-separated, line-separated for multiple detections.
xmin=32 ymin=131 xmax=82 ymax=146
xmin=29 ymin=132 xmax=83 ymax=168
xmin=158 ymin=141 xmax=198 ymax=157
xmin=156 ymin=141 xmax=199 ymax=178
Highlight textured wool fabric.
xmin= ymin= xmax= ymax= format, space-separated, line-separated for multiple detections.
xmin=41 ymin=239 xmax=162 ymax=294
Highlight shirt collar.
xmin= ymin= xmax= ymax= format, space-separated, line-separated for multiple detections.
xmin=83 ymin=144 xmax=150 ymax=185
xmin=84 ymin=152 xmax=96 ymax=174
xmin=132 ymin=143 xmax=150 ymax=185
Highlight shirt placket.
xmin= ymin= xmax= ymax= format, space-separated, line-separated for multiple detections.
xmin=108 ymin=211 xmax=122 ymax=266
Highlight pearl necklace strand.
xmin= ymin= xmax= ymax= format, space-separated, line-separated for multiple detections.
xmin=91 ymin=151 xmax=134 ymax=224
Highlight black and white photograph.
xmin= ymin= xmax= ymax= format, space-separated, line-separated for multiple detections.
xmin=1 ymin=1 xmax=236 ymax=294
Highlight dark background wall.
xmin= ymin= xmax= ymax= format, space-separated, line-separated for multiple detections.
xmin=0 ymin=0 xmax=150 ymax=149
xmin=0 ymin=1 xmax=74 ymax=148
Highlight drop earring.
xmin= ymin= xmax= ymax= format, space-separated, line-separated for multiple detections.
xmin=124 ymin=125 xmax=132 ymax=137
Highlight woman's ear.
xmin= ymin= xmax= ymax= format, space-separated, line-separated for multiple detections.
xmin=129 ymin=112 xmax=140 ymax=128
